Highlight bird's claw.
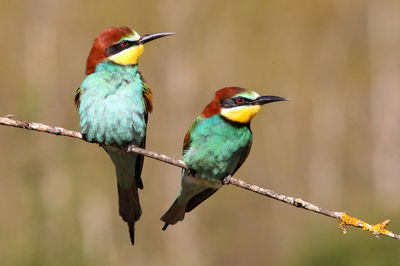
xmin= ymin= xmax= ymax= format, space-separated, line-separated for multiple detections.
xmin=222 ymin=175 xmax=232 ymax=185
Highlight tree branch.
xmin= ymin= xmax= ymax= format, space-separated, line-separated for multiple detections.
xmin=1 ymin=115 xmax=399 ymax=240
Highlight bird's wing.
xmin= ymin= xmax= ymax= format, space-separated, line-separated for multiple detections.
xmin=126 ymin=72 xmax=150 ymax=190
xmin=74 ymin=87 xmax=81 ymax=108
xmin=183 ymin=115 xmax=205 ymax=152
xmin=232 ymin=134 xmax=253 ymax=175
xmin=134 ymin=136 xmax=145 ymax=190
xmin=139 ymin=71 xmax=153 ymax=115
xmin=180 ymin=115 xmax=216 ymax=212
xmin=185 ymin=187 xmax=218 ymax=212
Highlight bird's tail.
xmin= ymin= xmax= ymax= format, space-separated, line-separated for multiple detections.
xmin=105 ymin=146 xmax=142 ymax=245
xmin=117 ymin=183 xmax=141 ymax=244
xmin=160 ymin=170 xmax=219 ymax=230
xmin=160 ymin=197 xmax=187 ymax=230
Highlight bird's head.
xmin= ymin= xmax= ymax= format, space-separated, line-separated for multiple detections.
xmin=202 ymin=87 xmax=288 ymax=124
xmin=86 ymin=26 xmax=173 ymax=75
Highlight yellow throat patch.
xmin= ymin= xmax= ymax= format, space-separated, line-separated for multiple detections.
xmin=108 ymin=45 xmax=144 ymax=66
xmin=220 ymin=105 xmax=261 ymax=123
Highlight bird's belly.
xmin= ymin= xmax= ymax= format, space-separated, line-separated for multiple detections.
xmin=80 ymin=93 xmax=146 ymax=146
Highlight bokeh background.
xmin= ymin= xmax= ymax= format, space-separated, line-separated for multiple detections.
xmin=1 ymin=0 xmax=400 ymax=265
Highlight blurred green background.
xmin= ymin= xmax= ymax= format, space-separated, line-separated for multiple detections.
xmin=1 ymin=0 xmax=400 ymax=265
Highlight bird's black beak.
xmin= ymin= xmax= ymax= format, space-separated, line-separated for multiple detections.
xmin=139 ymin=32 xmax=175 ymax=44
xmin=253 ymin=96 xmax=289 ymax=105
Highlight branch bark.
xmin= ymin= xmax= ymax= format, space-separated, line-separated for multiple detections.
xmin=1 ymin=115 xmax=399 ymax=240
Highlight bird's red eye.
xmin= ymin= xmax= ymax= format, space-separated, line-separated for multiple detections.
xmin=236 ymin=97 xmax=244 ymax=104
xmin=121 ymin=41 xmax=128 ymax=47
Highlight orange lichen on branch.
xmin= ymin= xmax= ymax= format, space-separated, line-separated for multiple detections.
xmin=338 ymin=212 xmax=396 ymax=239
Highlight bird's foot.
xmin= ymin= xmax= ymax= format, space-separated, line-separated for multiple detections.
xmin=222 ymin=175 xmax=232 ymax=185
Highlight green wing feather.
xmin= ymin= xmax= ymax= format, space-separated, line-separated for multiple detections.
xmin=74 ymin=87 xmax=81 ymax=108
xmin=232 ymin=134 xmax=252 ymax=175
xmin=132 ymin=72 xmax=151 ymax=190
xmin=139 ymin=71 xmax=153 ymax=114
xmin=183 ymin=115 xmax=205 ymax=152
xmin=134 ymin=135 xmax=145 ymax=190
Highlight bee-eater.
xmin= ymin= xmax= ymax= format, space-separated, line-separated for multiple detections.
xmin=74 ymin=26 xmax=173 ymax=244
xmin=161 ymin=87 xmax=287 ymax=229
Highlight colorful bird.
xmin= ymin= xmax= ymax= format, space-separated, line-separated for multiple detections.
xmin=75 ymin=26 xmax=173 ymax=244
xmin=161 ymin=87 xmax=287 ymax=230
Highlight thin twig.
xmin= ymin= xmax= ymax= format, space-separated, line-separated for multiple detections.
xmin=1 ymin=115 xmax=399 ymax=240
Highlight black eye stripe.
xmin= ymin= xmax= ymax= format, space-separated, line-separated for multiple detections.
xmin=220 ymin=97 xmax=252 ymax=108
xmin=105 ymin=40 xmax=137 ymax=57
